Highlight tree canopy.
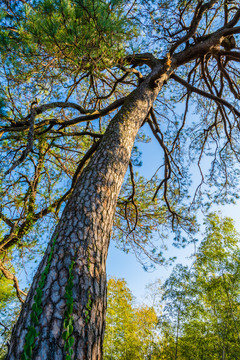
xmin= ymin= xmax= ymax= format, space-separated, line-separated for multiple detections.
xmin=102 ymin=214 xmax=240 ymax=360
xmin=104 ymin=277 xmax=158 ymax=359
xmin=160 ymin=213 xmax=240 ymax=359
xmin=0 ymin=0 xmax=240 ymax=358
xmin=1 ymin=0 xmax=239 ymax=292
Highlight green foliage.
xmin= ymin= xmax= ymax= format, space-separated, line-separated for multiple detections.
xmin=114 ymin=170 xmax=190 ymax=269
xmin=0 ymin=96 xmax=6 ymax=118
xmin=85 ymin=289 xmax=92 ymax=324
xmin=62 ymin=258 xmax=75 ymax=359
xmin=103 ymin=216 xmax=240 ymax=359
xmin=1 ymin=0 xmax=138 ymax=76
xmin=104 ymin=277 xmax=158 ymax=359
xmin=160 ymin=213 xmax=240 ymax=359
xmin=0 ymin=275 xmax=15 ymax=307
xmin=1 ymin=2 xmax=240 ymax=356
xmin=22 ymin=234 xmax=58 ymax=360
xmin=0 ymin=275 xmax=20 ymax=359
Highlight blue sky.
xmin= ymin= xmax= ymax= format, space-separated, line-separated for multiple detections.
xmin=107 ymin=201 xmax=240 ymax=303
xmin=106 ymin=118 xmax=240 ymax=302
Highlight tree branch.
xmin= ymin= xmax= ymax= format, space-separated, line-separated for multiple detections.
xmin=55 ymin=139 xmax=101 ymax=214
xmin=170 ymin=0 xmax=219 ymax=55
xmin=1 ymin=97 xmax=127 ymax=133
xmin=5 ymin=108 xmax=36 ymax=175
xmin=124 ymin=161 xmax=138 ymax=236
xmin=171 ymin=73 xmax=240 ymax=117
xmin=0 ymin=261 xmax=27 ymax=303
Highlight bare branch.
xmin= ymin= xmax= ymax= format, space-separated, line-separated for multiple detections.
xmin=45 ymin=130 xmax=103 ymax=139
xmin=1 ymin=97 xmax=127 ymax=133
xmin=171 ymin=73 xmax=240 ymax=117
xmin=124 ymin=161 xmax=138 ymax=236
xmin=5 ymin=108 xmax=36 ymax=175
xmin=123 ymin=53 xmax=159 ymax=69
xmin=0 ymin=211 xmax=14 ymax=228
xmin=216 ymin=56 xmax=240 ymax=99
xmin=170 ymin=0 xmax=219 ymax=55
xmin=55 ymin=139 xmax=101 ymax=214
xmin=36 ymin=101 xmax=90 ymax=115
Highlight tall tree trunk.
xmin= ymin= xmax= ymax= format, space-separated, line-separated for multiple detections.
xmin=175 ymin=310 xmax=180 ymax=360
xmin=7 ymin=64 xmax=170 ymax=359
xmin=222 ymin=346 xmax=225 ymax=360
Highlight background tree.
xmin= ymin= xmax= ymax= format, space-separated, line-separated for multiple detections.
xmin=0 ymin=276 xmax=20 ymax=360
xmin=103 ymin=277 xmax=158 ymax=360
xmin=160 ymin=213 xmax=240 ymax=359
xmin=0 ymin=0 xmax=240 ymax=359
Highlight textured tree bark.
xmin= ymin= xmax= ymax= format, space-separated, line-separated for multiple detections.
xmin=6 ymin=64 xmax=170 ymax=360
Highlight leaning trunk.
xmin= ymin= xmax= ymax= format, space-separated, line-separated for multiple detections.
xmin=7 ymin=65 xmax=169 ymax=359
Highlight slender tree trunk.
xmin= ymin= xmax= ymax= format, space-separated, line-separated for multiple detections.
xmin=222 ymin=346 xmax=225 ymax=360
xmin=6 ymin=64 xmax=170 ymax=359
xmin=174 ymin=311 xmax=180 ymax=360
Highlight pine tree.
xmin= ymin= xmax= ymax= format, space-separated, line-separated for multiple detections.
xmin=0 ymin=1 xmax=240 ymax=358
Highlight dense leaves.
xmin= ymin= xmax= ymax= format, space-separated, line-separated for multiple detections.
xmin=1 ymin=0 xmax=137 ymax=75
xmin=160 ymin=213 xmax=240 ymax=359
xmin=104 ymin=214 xmax=240 ymax=359
xmin=1 ymin=213 xmax=240 ymax=358
xmin=104 ymin=278 xmax=159 ymax=359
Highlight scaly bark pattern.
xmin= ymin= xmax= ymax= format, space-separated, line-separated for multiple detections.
xmin=7 ymin=65 xmax=170 ymax=360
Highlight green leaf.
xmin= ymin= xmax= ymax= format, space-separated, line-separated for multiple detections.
xmin=36 ymin=307 xmax=43 ymax=316
xmin=66 ymin=296 xmax=73 ymax=305
xmin=36 ymin=297 xmax=42 ymax=307
xmin=27 ymin=326 xmax=37 ymax=337
xmin=32 ymin=303 xmax=38 ymax=312
xmin=68 ymin=303 xmax=73 ymax=313
xmin=36 ymin=288 xmax=42 ymax=297
xmin=64 ymin=319 xmax=68 ymax=329
xmin=62 ymin=330 xmax=68 ymax=341
xmin=64 ymin=341 xmax=69 ymax=352
xmin=30 ymin=312 xmax=39 ymax=325
xmin=67 ymin=324 xmax=73 ymax=335
xmin=27 ymin=334 xmax=35 ymax=346
xmin=68 ymin=336 xmax=74 ymax=348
